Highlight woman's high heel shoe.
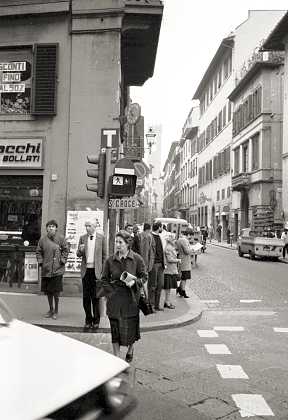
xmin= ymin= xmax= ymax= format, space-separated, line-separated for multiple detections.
xmin=181 ymin=290 xmax=190 ymax=298
xmin=125 ymin=350 xmax=134 ymax=363
xmin=176 ymin=287 xmax=182 ymax=296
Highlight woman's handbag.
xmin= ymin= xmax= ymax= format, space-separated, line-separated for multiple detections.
xmin=138 ymin=287 xmax=154 ymax=316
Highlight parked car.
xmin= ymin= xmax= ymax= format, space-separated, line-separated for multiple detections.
xmin=237 ymin=228 xmax=284 ymax=261
xmin=0 ymin=298 xmax=136 ymax=420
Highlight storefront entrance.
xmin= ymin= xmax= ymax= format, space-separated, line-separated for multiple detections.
xmin=0 ymin=175 xmax=42 ymax=289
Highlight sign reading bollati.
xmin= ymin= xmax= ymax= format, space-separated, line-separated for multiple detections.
xmin=0 ymin=138 xmax=43 ymax=168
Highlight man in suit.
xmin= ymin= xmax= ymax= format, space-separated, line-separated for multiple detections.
xmin=77 ymin=220 xmax=107 ymax=331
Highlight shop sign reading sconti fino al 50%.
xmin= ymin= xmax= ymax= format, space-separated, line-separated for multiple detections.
xmin=108 ymin=198 xmax=140 ymax=209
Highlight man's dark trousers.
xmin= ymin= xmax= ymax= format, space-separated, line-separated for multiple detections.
xmin=82 ymin=268 xmax=100 ymax=325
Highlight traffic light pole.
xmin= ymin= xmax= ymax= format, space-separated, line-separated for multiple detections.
xmin=104 ymin=147 xmax=111 ymax=256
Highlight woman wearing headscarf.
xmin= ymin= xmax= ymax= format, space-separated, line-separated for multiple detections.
xmin=163 ymin=233 xmax=180 ymax=309
xmin=100 ymin=230 xmax=147 ymax=363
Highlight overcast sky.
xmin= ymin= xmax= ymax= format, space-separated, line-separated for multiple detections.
xmin=131 ymin=1 xmax=288 ymax=167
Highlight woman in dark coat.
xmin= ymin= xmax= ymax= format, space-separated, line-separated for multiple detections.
xmin=101 ymin=230 xmax=147 ymax=362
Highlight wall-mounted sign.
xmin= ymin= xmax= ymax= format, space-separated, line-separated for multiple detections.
xmin=0 ymin=138 xmax=43 ymax=168
xmin=24 ymin=252 xmax=39 ymax=283
xmin=65 ymin=210 xmax=104 ymax=272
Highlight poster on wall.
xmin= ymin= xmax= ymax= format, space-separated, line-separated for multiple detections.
xmin=65 ymin=210 xmax=104 ymax=272
xmin=24 ymin=252 xmax=39 ymax=283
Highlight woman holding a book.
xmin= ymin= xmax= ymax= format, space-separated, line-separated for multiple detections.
xmin=100 ymin=230 xmax=147 ymax=362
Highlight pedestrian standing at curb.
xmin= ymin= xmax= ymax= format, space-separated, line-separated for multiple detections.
xmin=36 ymin=219 xmax=69 ymax=320
xmin=163 ymin=233 xmax=180 ymax=309
xmin=77 ymin=220 xmax=106 ymax=331
xmin=149 ymin=221 xmax=166 ymax=311
xmin=100 ymin=230 xmax=147 ymax=363
xmin=176 ymin=228 xmax=194 ymax=298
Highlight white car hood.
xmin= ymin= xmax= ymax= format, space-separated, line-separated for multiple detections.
xmin=0 ymin=320 xmax=128 ymax=420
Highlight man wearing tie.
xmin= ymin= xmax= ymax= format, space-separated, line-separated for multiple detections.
xmin=77 ymin=220 xmax=107 ymax=331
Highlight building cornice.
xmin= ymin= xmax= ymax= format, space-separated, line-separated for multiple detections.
xmin=193 ymin=35 xmax=234 ymax=100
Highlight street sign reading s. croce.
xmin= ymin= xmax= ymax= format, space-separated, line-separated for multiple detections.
xmin=108 ymin=198 xmax=140 ymax=209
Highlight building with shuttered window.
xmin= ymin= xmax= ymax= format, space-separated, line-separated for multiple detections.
xmin=0 ymin=0 xmax=163 ymax=290
xmin=191 ymin=10 xmax=285 ymax=240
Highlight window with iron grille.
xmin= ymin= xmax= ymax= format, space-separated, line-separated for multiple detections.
xmin=217 ymin=190 xmax=220 ymax=201
xmin=221 ymin=189 xmax=225 ymax=200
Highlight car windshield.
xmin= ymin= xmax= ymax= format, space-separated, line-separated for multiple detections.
xmin=0 ymin=298 xmax=14 ymax=326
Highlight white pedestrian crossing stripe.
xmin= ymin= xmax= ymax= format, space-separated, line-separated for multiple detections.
xmin=214 ymin=326 xmax=244 ymax=332
xmin=216 ymin=364 xmax=249 ymax=379
xmin=240 ymin=299 xmax=262 ymax=303
xmin=204 ymin=344 xmax=231 ymax=354
xmin=273 ymin=327 xmax=288 ymax=333
xmin=200 ymin=300 xmax=220 ymax=303
xmin=197 ymin=330 xmax=219 ymax=338
xmin=232 ymin=394 xmax=274 ymax=417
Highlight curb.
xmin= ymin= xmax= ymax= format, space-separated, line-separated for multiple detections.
xmin=33 ymin=294 xmax=204 ymax=333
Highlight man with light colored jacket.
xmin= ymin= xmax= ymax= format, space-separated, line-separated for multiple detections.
xmin=77 ymin=220 xmax=107 ymax=331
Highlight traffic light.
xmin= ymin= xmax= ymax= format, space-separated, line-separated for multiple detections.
xmin=86 ymin=152 xmax=106 ymax=198
xmin=109 ymin=174 xmax=137 ymax=197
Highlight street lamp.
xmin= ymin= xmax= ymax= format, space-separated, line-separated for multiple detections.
xmin=145 ymin=127 xmax=156 ymax=154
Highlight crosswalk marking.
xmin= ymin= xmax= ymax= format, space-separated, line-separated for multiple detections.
xmin=232 ymin=394 xmax=274 ymax=417
xmin=216 ymin=364 xmax=249 ymax=379
xmin=214 ymin=326 xmax=244 ymax=332
xmin=197 ymin=329 xmax=219 ymax=338
xmin=204 ymin=344 xmax=231 ymax=354
xmin=200 ymin=300 xmax=220 ymax=303
xmin=273 ymin=327 xmax=288 ymax=333
xmin=240 ymin=299 xmax=262 ymax=303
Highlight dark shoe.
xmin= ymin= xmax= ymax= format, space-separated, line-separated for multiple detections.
xmin=154 ymin=307 xmax=164 ymax=311
xmin=125 ymin=350 xmax=134 ymax=363
xmin=176 ymin=287 xmax=182 ymax=296
xmin=164 ymin=302 xmax=175 ymax=309
xmin=83 ymin=323 xmax=92 ymax=331
xmin=44 ymin=310 xmax=53 ymax=318
xmin=92 ymin=322 xmax=99 ymax=330
xmin=182 ymin=291 xmax=190 ymax=298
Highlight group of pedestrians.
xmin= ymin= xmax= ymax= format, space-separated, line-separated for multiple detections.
xmin=35 ymin=218 xmax=198 ymax=363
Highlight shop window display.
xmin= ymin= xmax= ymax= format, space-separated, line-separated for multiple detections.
xmin=0 ymin=176 xmax=42 ymax=288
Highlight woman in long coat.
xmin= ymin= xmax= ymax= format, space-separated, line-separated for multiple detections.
xmin=101 ymin=230 xmax=147 ymax=362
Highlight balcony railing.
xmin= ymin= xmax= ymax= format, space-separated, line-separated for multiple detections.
xmin=232 ymin=173 xmax=250 ymax=191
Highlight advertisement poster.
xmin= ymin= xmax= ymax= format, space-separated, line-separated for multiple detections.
xmin=65 ymin=210 xmax=104 ymax=272
xmin=24 ymin=252 xmax=39 ymax=283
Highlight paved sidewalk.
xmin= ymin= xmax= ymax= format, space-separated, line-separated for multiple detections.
xmin=0 ymin=281 xmax=204 ymax=333
xmin=209 ymin=238 xmax=237 ymax=250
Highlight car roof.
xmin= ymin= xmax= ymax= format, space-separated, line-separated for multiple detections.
xmin=154 ymin=217 xmax=188 ymax=225
xmin=1 ymin=318 xmax=128 ymax=420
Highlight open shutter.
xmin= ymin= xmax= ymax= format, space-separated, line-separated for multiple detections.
xmin=32 ymin=44 xmax=58 ymax=115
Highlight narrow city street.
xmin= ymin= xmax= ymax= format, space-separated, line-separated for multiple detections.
xmin=64 ymin=245 xmax=288 ymax=419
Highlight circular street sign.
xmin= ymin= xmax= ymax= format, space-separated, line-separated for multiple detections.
xmin=126 ymin=103 xmax=141 ymax=124
xmin=134 ymin=161 xmax=148 ymax=179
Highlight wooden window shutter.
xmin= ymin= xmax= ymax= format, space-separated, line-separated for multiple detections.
xmin=32 ymin=44 xmax=58 ymax=115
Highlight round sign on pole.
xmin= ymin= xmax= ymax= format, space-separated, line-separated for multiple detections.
xmin=134 ymin=161 xmax=148 ymax=179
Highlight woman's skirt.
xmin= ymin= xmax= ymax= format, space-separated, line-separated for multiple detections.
xmin=109 ymin=316 xmax=140 ymax=346
xmin=163 ymin=273 xmax=178 ymax=289
xmin=41 ymin=276 xmax=63 ymax=294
